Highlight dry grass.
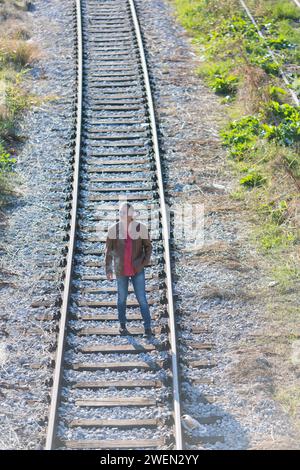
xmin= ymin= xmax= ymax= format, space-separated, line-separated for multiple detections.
xmin=0 ymin=1 xmax=38 ymax=68
xmin=0 ymin=79 xmax=6 ymax=107
xmin=0 ymin=38 xmax=39 ymax=67
xmin=184 ymin=240 xmax=256 ymax=271
xmin=227 ymin=352 xmax=275 ymax=386
xmin=0 ymin=0 xmax=38 ymax=194
xmin=0 ymin=1 xmax=30 ymax=19
xmin=0 ymin=105 xmax=8 ymax=121
xmin=201 ymin=284 xmax=254 ymax=301
xmin=250 ymin=437 xmax=300 ymax=450
xmin=236 ymin=65 xmax=271 ymax=115
xmin=3 ymin=18 xmax=31 ymax=40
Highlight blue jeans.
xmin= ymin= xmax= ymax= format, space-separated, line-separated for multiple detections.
xmin=116 ymin=268 xmax=151 ymax=328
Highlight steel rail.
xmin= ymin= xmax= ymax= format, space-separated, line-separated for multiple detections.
xmin=128 ymin=0 xmax=183 ymax=450
xmin=45 ymin=0 xmax=83 ymax=450
xmin=239 ymin=0 xmax=299 ymax=106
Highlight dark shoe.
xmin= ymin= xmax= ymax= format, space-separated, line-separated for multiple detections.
xmin=119 ymin=325 xmax=129 ymax=336
xmin=143 ymin=328 xmax=152 ymax=338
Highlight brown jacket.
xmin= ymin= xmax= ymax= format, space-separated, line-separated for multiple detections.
xmin=105 ymin=221 xmax=152 ymax=277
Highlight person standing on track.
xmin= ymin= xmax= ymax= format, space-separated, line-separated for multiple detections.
xmin=105 ymin=202 xmax=152 ymax=337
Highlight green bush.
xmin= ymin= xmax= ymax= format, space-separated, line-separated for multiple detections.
xmin=262 ymin=101 xmax=300 ymax=146
xmin=208 ymin=15 xmax=256 ymax=41
xmin=221 ymin=102 xmax=300 ymax=159
xmin=266 ymin=36 xmax=294 ymax=50
xmin=262 ymin=122 xmax=300 ymax=146
xmin=244 ymin=37 xmax=281 ymax=75
xmin=221 ymin=116 xmax=262 ymax=158
xmin=268 ymin=85 xmax=287 ymax=101
xmin=252 ymin=55 xmax=280 ymax=75
xmin=208 ymin=73 xmax=239 ymax=95
xmin=239 ymin=169 xmax=266 ymax=188
xmin=0 ymin=142 xmax=15 ymax=172
xmin=264 ymin=100 xmax=300 ymax=122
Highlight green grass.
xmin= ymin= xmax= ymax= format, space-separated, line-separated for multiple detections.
xmin=172 ymin=0 xmax=300 ymax=253
xmin=272 ymin=1 xmax=300 ymax=21
xmin=220 ymin=115 xmax=262 ymax=159
xmin=246 ymin=0 xmax=300 ymax=21
xmin=0 ymin=141 xmax=15 ymax=171
xmin=272 ymin=261 xmax=300 ymax=292
xmin=258 ymin=222 xmax=296 ymax=250
xmin=172 ymin=0 xmax=300 ymax=102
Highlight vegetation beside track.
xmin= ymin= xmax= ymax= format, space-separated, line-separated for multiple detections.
xmin=171 ymin=0 xmax=300 ymax=429
xmin=0 ymin=0 xmax=39 ymax=199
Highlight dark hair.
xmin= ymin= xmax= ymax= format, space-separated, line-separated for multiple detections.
xmin=120 ymin=202 xmax=133 ymax=210
xmin=119 ymin=202 xmax=134 ymax=216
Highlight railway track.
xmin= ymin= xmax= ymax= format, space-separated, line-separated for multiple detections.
xmin=45 ymin=0 xmax=182 ymax=450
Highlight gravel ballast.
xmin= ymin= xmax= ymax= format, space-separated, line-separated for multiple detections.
xmin=0 ymin=0 xmax=299 ymax=450
xmin=0 ymin=0 xmax=76 ymax=449
xmin=135 ymin=0 xmax=300 ymax=450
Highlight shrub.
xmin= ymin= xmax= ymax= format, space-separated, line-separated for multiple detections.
xmin=264 ymin=100 xmax=300 ymax=122
xmin=208 ymin=72 xmax=239 ymax=95
xmin=221 ymin=116 xmax=262 ymax=158
xmin=268 ymin=85 xmax=287 ymax=101
xmin=266 ymin=36 xmax=294 ymax=50
xmin=239 ymin=169 xmax=266 ymax=188
xmin=0 ymin=141 xmax=15 ymax=172
xmin=252 ymin=56 xmax=280 ymax=75
xmin=261 ymin=101 xmax=300 ymax=146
